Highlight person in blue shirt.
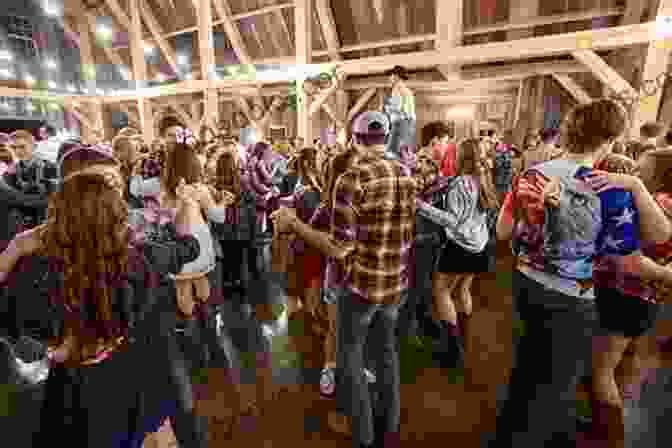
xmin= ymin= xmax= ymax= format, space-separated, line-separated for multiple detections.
xmin=493 ymin=99 xmax=672 ymax=448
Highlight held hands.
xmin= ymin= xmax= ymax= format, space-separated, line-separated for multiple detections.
xmin=270 ymin=207 xmax=297 ymax=234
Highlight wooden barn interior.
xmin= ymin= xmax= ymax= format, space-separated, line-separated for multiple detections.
xmin=0 ymin=0 xmax=671 ymax=146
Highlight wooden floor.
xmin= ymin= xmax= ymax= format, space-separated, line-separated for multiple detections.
xmin=144 ymin=245 xmax=672 ymax=448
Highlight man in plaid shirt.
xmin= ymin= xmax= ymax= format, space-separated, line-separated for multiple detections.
xmin=273 ymin=111 xmax=416 ymax=448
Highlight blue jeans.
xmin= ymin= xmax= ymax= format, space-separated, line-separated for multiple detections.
xmin=385 ymin=116 xmax=416 ymax=161
xmin=336 ymin=290 xmax=407 ymax=447
xmin=491 ymin=271 xmax=598 ymax=448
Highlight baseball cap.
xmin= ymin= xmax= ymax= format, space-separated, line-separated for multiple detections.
xmin=352 ymin=111 xmax=390 ymax=136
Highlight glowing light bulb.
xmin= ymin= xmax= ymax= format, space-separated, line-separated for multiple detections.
xmin=45 ymin=59 xmax=57 ymax=70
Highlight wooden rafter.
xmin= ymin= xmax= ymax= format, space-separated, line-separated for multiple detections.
xmin=315 ymin=0 xmax=341 ymax=61
xmin=159 ymin=101 xmax=196 ymax=129
xmin=346 ymin=88 xmax=377 ymax=124
xmin=103 ymin=0 xmax=132 ymax=30
xmin=211 ymin=0 xmax=252 ymax=65
xmin=139 ymin=0 xmax=179 ymax=79
xmin=421 ymin=94 xmax=514 ymax=104
xmin=571 ymin=49 xmax=636 ymax=96
xmin=130 ymin=0 xmax=153 ymax=142
xmin=551 ymin=73 xmax=592 ymax=104
xmin=513 ymin=78 xmax=524 ymax=126
xmin=233 ymin=2 xmax=293 ymax=20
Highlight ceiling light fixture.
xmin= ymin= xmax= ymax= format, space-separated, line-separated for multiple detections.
xmin=45 ymin=59 xmax=57 ymax=70
xmin=48 ymin=81 xmax=57 ymax=89
xmin=25 ymin=75 xmax=35 ymax=85
xmin=0 ymin=50 xmax=12 ymax=60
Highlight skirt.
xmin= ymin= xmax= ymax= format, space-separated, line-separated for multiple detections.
xmin=437 ymin=238 xmax=492 ymax=274
xmin=595 ymin=288 xmax=660 ymax=338
xmin=34 ymin=342 xmax=175 ymax=448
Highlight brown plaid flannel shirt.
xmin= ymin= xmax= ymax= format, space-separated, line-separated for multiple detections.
xmin=331 ymin=154 xmax=416 ymax=305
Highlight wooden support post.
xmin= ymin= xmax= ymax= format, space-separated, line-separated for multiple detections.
xmin=75 ymin=16 xmax=104 ymax=141
xmin=295 ymin=0 xmax=313 ymax=143
xmin=435 ymin=0 xmax=462 ymax=80
xmin=191 ymin=102 xmax=202 ymax=126
xmin=630 ymin=0 xmax=672 ymax=137
xmin=551 ymin=73 xmax=592 ymax=104
xmin=138 ymin=97 xmax=154 ymax=142
xmin=194 ymin=0 xmax=215 ymax=81
xmin=204 ymin=89 xmax=219 ymax=130
xmin=129 ymin=0 xmax=148 ymax=89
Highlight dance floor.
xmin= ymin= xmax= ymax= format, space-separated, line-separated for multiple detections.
xmin=144 ymin=244 xmax=672 ymax=447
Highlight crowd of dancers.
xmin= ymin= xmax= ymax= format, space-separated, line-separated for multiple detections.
xmin=0 ymin=97 xmax=671 ymax=448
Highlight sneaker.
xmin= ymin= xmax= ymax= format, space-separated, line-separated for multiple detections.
xmin=363 ymin=368 xmax=376 ymax=384
xmin=320 ymin=366 xmax=336 ymax=398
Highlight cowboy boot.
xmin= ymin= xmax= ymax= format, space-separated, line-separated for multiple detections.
xmin=589 ymin=400 xmax=624 ymax=448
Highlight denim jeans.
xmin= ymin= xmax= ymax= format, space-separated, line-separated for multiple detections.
xmin=336 ymin=289 xmax=408 ymax=447
xmin=491 ymin=271 xmax=598 ymax=448
xmin=385 ymin=116 xmax=416 ymax=161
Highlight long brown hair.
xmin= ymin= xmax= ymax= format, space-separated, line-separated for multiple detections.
xmin=456 ymin=138 xmax=499 ymax=210
xmin=40 ymin=171 xmax=129 ymax=363
xmin=214 ymin=150 xmax=241 ymax=204
xmin=163 ymin=143 xmax=203 ymax=195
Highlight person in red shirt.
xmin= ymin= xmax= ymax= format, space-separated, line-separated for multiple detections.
xmin=420 ymin=121 xmax=456 ymax=177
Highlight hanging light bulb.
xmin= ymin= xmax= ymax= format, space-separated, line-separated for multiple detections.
xmin=67 ymin=84 xmax=76 ymax=92
xmin=0 ymin=50 xmax=12 ymax=60
xmin=143 ymin=42 xmax=154 ymax=54
xmin=0 ymin=68 xmax=12 ymax=78
xmin=45 ymin=59 xmax=58 ymax=70
xmin=44 ymin=2 xmax=60 ymax=16
xmin=48 ymin=81 xmax=58 ymax=89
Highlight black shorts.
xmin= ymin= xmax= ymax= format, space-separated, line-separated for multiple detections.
xmin=437 ymin=239 xmax=492 ymax=274
xmin=595 ymin=288 xmax=660 ymax=338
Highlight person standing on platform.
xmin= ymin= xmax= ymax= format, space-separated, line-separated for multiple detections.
xmin=383 ymin=66 xmax=417 ymax=162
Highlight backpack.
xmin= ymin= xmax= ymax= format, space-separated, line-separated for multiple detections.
xmin=512 ymin=159 xmax=602 ymax=279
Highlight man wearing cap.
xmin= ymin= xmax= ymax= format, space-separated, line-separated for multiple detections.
xmin=273 ymin=111 xmax=416 ymax=448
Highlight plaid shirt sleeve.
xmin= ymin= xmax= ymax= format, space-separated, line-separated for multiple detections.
xmin=330 ymin=171 xmax=359 ymax=258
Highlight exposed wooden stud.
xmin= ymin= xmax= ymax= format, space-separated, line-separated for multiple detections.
xmin=212 ymin=0 xmax=252 ymax=65
xmin=315 ymin=0 xmax=342 ymax=61
xmin=139 ymin=0 xmax=179 ymax=79
xmin=630 ymin=0 xmax=672 ymax=136
xmin=420 ymin=94 xmax=514 ymax=104
xmin=191 ymin=102 xmax=202 ymax=125
xmin=102 ymin=0 xmax=132 ymax=30
xmin=295 ymin=0 xmax=313 ymax=142
xmin=572 ymin=49 xmax=636 ymax=96
xmin=435 ymin=0 xmax=463 ymax=80
xmin=138 ymin=97 xmax=155 ymax=142
xmin=551 ymin=73 xmax=592 ymax=104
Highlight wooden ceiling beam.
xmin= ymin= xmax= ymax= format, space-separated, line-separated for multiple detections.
xmin=335 ymin=21 xmax=660 ymax=76
xmin=571 ymin=49 xmax=636 ymax=96
xmin=130 ymin=0 xmax=154 ymax=142
xmin=435 ymin=0 xmax=463 ymax=80
xmin=512 ymin=78 xmax=524 ymax=127
xmin=103 ymin=0 xmax=132 ymax=30
xmin=211 ymin=0 xmax=252 ymax=65
xmin=139 ymin=0 xmax=179 ymax=79
xmin=315 ymin=0 xmax=342 ymax=61
xmin=233 ymin=2 xmax=293 ymax=20
xmin=467 ymin=6 xmax=624 ymax=37
xmin=551 ymin=73 xmax=592 ymax=104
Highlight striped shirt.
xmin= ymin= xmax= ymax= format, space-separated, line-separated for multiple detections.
xmin=332 ymin=155 xmax=416 ymax=304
